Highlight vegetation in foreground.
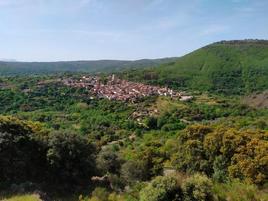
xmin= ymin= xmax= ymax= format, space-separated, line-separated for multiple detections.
xmin=0 ymin=74 xmax=267 ymax=201
xmin=1 ymin=194 xmax=41 ymax=201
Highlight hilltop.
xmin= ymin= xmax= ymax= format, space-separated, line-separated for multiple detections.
xmin=122 ymin=39 xmax=268 ymax=94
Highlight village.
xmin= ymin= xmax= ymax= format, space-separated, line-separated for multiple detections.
xmin=62 ymin=75 xmax=193 ymax=102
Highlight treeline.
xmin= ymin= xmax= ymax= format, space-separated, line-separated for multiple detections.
xmin=0 ymin=58 xmax=178 ymax=76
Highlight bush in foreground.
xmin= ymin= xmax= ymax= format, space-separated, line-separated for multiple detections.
xmin=213 ymin=180 xmax=268 ymax=201
xmin=139 ymin=176 xmax=182 ymax=201
xmin=182 ymin=174 xmax=213 ymax=201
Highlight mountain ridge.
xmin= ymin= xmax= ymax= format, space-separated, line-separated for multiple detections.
xmin=1 ymin=39 xmax=268 ymax=95
xmin=0 ymin=57 xmax=178 ymax=75
xmin=121 ymin=39 xmax=268 ymax=94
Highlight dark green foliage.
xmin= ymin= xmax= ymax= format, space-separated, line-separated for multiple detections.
xmin=121 ymin=160 xmax=149 ymax=185
xmin=140 ymin=176 xmax=183 ymax=201
xmin=0 ymin=116 xmax=98 ymax=191
xmin=0 ymin=78 xmax=89 ymax=114
xmin=182 ymin=174 xmax=213 ymax=201
xmin=0 ymin=116 xmax=46 ymax=184
xmin=79 ymin=99 xmax=135 ymax=136
xmin=46 ymin=131 xmax=96 ymax=186
xmin=96 ymin=148 xmax=122 ymax=175
xmin=145 ymin=117 xmax=158 ymax=129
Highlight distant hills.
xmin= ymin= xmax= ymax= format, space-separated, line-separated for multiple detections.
xmin=122 ymin=40 xmax=268 ymax=94
xmin=1 ymin=39 xmax=268 ymax=94
xmin=0 ymin=58 xmax=178 ymax=75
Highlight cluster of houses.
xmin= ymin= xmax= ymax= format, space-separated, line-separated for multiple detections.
xmin=62 ymin=76 xmax=99 ymax=89
xmin=0 ymin=82 xmax=8 ymax=89
xmin=62 ymin=75 xmax=192 ymax=102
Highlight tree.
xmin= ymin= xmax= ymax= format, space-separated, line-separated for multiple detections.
xmin=171 ymin=125 xmax=212 ymax=175
xmin=228 ymin=137 xmax=268 ymax=185
xmin=121 ymin=160 xmax=149 ymax=185
xmin=96 ymin=148 xmax=122 ymax=175
xmin=140 ymin=176 xmax=182 ymax=201
xmin=46 ymin=131 xmax=96 ymax=186
xmin=182 ymin=174 xmax=213 ymax=201
xmin=0 ymin=116 xmax=46 ymax=183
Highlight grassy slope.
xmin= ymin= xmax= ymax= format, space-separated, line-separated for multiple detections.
xmin=124 ymin=40 xmax=268 ymax=94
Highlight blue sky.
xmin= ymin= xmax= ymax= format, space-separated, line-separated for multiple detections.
xmin=0 ymin=0 xmax=267 ymax=61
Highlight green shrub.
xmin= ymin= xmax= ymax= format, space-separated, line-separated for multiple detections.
xmin=121 ymin=160 xmax=149 ymax=185
xmin=172 ymin=124 xmax=268 ymax=185
xmin=91 ymin=187 xmax=109 ymax=201
xmin=0 ymin=116 xmax=46 ymax=183
xmin=212 ymin=180 xmax=268 ymax=201
xmin=182 ymin=174 xmax=213 ymax=201
xmin=145 ymin=117 xmax=158 ymax=129
xmin=96 ymin=148 xmax=122 ymax=175
xmin=46 ymin=131 xmax=96 ymax=186
xmin=139 ymin=176 xmax=182 ymax=201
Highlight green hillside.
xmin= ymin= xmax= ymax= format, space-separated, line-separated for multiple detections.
xmin=123 ymin=40 xmax=268 ymax=94
xmin=0 ymin=58 xmax=177 ymax=76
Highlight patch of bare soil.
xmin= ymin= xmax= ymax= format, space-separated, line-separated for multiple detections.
xmin=242 ymin=90 xmax=268 ymax=108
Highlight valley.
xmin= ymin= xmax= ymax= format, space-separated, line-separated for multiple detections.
xmin=0 ymin=40 xmax=268 ymax=201
xmin=62 ymin=75 xmax=183 ymax=102
xmin=1 ymin=0 xmax=268 ymax=199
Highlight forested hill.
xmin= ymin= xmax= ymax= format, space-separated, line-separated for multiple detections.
xmin=2 ymin=39 xmax=268 ymax=94
xmin=122 ymin=40 xmax=268 ymax=94
xmin=0 ymin=57 xmax=177 ymax=75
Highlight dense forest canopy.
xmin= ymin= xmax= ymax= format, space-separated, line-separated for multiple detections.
xmin=120 ymin=40 xmax=268 ymax=95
